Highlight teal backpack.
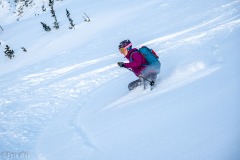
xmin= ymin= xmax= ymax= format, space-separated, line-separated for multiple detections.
xmin=130 ymin=46 xmax=161 ymax=74
xmin=139 ymin=46 xmax=160 ymax=65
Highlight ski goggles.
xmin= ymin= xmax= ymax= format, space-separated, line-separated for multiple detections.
xmin=119 ymin=47 xmax=126 ymax=53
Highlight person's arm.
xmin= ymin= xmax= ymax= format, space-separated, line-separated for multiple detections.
xmin=124 ymin=52 xmax=142 ymax=68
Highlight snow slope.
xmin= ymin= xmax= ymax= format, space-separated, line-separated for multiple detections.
xmin=0 ymin=0 xmax=240 ymax=160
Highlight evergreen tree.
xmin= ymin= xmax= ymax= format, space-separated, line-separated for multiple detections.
xmin=53 ymin=16 xmax=59 ymax=29
xmin=83 ymin=12 xmax=91 ymax=22
xmin=42 ymin=5 xmax=46 ymax=12
xmin=21 ymin=47 xmax=27 ymax=52
xmin=16 ymin=4 xmax=24 ymax=18
xmin=66 ymin=9 xmax=75 ymax=29
xmin=49 ymin=0 xmax=54 ymax=7
xmin=0 ymin=25 xmax=3 ymax=31
xmin=41 ymin=22 xmax=51 ymax=31
xmin=49 ymin=0 xmax=59 ymax=29
xmin=24 ymin=0 xmax=30 ymax=7
xmin=5 ymin=45 xmax=15 ymax=59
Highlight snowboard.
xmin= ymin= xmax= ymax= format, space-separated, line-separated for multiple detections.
xmin=128 ymin=79 xmax=155 ymax=91
xmin=128 ymin=79 xmax=142 ymax=91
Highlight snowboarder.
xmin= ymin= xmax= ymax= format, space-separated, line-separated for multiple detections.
xmin=117 ymin=39 xmax=160 ymax=90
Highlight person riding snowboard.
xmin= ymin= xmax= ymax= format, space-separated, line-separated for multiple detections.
xmin=117 ymin=39 xmax=160 ymax=90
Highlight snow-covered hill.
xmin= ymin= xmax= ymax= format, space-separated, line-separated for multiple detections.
xmin=0 ymin=0 xmax=240 ymax=160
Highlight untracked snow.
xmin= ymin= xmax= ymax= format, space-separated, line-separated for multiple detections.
xmin=0 ymin=0 xmax=240 ymax=160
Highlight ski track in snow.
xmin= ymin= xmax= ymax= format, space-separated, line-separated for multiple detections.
xmin=100 ymin=63 xmax=221 ymax=111
xmin=142 ymin=1 xmax=240 ymax=53
xmin=1 ymin=14 xmax=240 ymax=151
xmin=0 ymin=54 xmax=125 ymax=151
xmin=102 ymin=5 xmax=240 ymax=111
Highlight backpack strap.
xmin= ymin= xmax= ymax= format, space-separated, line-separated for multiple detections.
xmin=129 ymin=51 xmax=138 ymax=62
xmin=130 ymin=50 xmax=148 ymax=66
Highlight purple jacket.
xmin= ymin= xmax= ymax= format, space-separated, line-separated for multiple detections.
xmin=124 ymin=48 xmax=147 ymax=76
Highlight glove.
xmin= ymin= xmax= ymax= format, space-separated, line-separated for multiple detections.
xmin=117 ymin=62 xmax=125 ymax=68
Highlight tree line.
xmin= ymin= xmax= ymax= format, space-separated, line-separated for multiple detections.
xmin=1 ymin=0 xmax=91 ymax=59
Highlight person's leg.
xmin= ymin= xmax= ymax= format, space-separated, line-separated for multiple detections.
xmin=142 ymin=73 xmax=157 ymax=89
xmin=149 ymin=73 xmax=157 ymax=89
xmin=140 ymin=74 xmax=151 ymax=90
xmin=150 ymin=73 xmax=157 ymax=83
